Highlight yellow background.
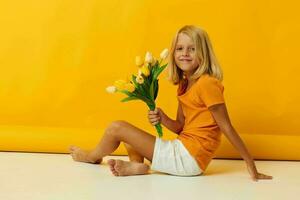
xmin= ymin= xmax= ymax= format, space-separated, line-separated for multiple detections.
xmin=1 ymin=0 xmax=300 ymax=160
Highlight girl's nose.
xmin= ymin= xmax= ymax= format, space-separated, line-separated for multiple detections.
xmin=182 ymin=49 xmax=189 ymax=56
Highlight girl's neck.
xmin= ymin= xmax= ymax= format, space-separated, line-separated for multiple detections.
xmin=177 ymin=75 xmax=196 ymax=96
xmin=183 ymin=74 xmax=196 ymax=85
xmin=183 ymin=69 xmax=197 ymax=81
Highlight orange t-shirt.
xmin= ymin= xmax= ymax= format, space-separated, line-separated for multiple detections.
xmin=177 ymin=74 xmax=225 ymax=172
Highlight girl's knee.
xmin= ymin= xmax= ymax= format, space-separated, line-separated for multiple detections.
xmin=106 ymin=120 xmax=128 ymax=135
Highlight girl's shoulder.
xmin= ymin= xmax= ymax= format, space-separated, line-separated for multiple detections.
xmin=196 ymin=74 xmax=222 ymax=87
xmin=177 ymin=74 xmax=223 ymax=96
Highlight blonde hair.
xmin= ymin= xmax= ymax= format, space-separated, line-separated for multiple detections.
xmin=167 ymin=25 xmax=223 ymax=85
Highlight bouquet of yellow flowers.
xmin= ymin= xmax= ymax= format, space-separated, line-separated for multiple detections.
xmin=106 ymin=49 xmax=169 ymax=137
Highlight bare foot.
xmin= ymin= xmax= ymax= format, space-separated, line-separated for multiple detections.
xmin=107 ymin=159 xmax=119 ymax=176
xmin=69 ymin=145 xmax=102 ymax=164
xmin=107 ymin=159 xmax=149 ymax=176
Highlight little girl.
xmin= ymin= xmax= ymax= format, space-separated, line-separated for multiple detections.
xmin=70 ymin=25 xmax=273 ymax=181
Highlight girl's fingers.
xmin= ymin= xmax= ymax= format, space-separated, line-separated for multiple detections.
xmin=148 ymin=109 xmax=160 ymax=125
xmin=152 ymin=121 xmax=159 ymax=125
xmin=149 ymin=118 xmax=160 ymax=125
xmin=150 ymin=117 xmax=160 ymax=123
xmin=149 ymin=114 xmax=160 ymax=119
xmin=149 ymin=117 xmax=159 ymax=121
xmin=148 ymin=114 xmax=156 ymax=118
xmin=149 ymin=110 xmax=158 ymax=114
xmin=149 ymin=120 xmax=157 ymax=126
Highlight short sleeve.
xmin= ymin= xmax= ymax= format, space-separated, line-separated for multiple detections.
xmin=195 ymin=76 xmax=225 ymax=108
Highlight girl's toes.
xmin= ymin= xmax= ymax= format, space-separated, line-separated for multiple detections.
xmin=113 ymin=172 xmax=119 ymax=176
xmin=108 ymin=159 xmax=116 ymax=169
xmin=107 ymin=159 xmax=116 ymax=166
xmin=107 ymin=159 xmax=119 ymax=176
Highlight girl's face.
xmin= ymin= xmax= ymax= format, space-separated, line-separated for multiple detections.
xmin=174 ymin=33 xmax=199 ymax=78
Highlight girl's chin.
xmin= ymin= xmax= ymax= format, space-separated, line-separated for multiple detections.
xmin=179 ymin=65 xmax=194 ymax=71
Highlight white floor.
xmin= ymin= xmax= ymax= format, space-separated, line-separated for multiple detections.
xmin=0 ymin=152 xmax=299 ymax=200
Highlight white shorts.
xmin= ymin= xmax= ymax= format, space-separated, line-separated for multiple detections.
xmin=150 ymin=138 xmax=203 ymax=176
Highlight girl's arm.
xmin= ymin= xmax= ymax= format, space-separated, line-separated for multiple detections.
xmin=208 ymin=103 xmax=273 ymax=181
xmin=157 ymin=102 xmax=185 ymax=134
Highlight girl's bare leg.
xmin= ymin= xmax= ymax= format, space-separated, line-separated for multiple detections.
xmin=70 ymin=120 xmax=156 ymax=176
xmin=124 ymin=143 xmax=144 ymax=163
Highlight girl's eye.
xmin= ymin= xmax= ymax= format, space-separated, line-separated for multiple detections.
xmin=175 ymin=47 xmax=195 ymax=52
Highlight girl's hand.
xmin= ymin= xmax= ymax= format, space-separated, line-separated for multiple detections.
xmin=246 ymin=164 xmax=273 ymax=181
xmin=148 ymin=107 xmax=163 ymax=126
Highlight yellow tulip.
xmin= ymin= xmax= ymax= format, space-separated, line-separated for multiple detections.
xmin=136 ymin=75 xmax=144 ymax=84
xmin=114 ymin=80 xmax=127 ymax=90
xmin=144 ymin=51 xmax=153 ymax=64
xmin=160 ymin=48 xmax=169 ymax=60
xmin=151 ymin=56 xmax=157 ymax=66
xmin=140 ymin=65 xmax=150 ymax=77
xmin=135 ymin=56 xmax=143 ymax=67
xmin=138 ymin=68 xmax=142 ymax=76
xmin=106 ymin=86 xmax=117 ymax=93
xmin=124 ymin=83 xmax=135 ymax=92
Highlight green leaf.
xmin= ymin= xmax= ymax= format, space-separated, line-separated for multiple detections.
xmin=146 ymin=101 xmax=155 ymax=111
xmin=131 ymin=75 xmax=140 ymax=90
xmin=119 ymin=90 xmax=133 ymax=97
xmin=150 ymin=64 xmax=158 ymax=82
xmin=144 ymin=75 xmax=151 ymax=90
xmin=154 ymin=79 xmax=159 ymax=100
xmin=149 ymin=63 xmax=167 ymax=101
xmin=132 ymin=76 xmax=146 ymax=97
xmin=153 ymin=63 xmax=167 ymax=80
xmin=121 ymin=96 xmax=139 ymax=102
xmin=139 ymin=76 xmax=151 ymax=98
xmin=119 ymin=88 xmax=152 ymax=105
xmin=132 ymin=74 xmax=152 ymax=100
xmin=149 ymin=81 xmax=155 ymax=101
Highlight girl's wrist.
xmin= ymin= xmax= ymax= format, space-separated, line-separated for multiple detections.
xmin=160 ymin=114 xmax=168 ymax=125
xmin=158 ymin=109 xmax=167 ymax=123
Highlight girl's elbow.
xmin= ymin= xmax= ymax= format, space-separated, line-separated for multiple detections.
xmin=175 ymin=121 xmax=184 ymax=134
xmin=176 ymin=127 xmax=183 ymax=134
xmin=220 ymin=123 xmax=234 ymax=133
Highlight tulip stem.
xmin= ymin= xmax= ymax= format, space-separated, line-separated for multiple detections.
xmin=155 ymin=123 xmax=163 ymax=138
xmin=159 ymin=59 xmax=162 ymax=65
xmin=148 ymin=103 xmax=163 ymax=137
